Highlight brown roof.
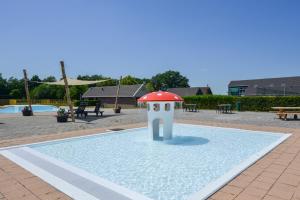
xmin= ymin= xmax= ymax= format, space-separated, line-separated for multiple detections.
xmin=167 ymin=87 xmax=212 ymax=96
xmin=82 ymin=84 xmax=148 ymax=98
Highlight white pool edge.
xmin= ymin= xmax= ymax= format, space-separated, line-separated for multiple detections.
xmin=22 ymin=147 xmax=152 ymax=200
xmin=187 ymin=132 xmax=291 ymax=200
xmin=0 ymin=150 xmax=100 ymax=200
xmin=0 ymin=146 xmax=152 ymax=200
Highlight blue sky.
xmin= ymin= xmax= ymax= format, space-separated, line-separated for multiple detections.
xmin=0 ymin=0 xmax=299 ymax=94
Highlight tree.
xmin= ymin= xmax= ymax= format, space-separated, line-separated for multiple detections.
xmin=7 ymin=77 xmax=25 ymax=98
xmin=77 ymin=74 xmax=106 ymax=81
xmin=77 ymin=74 xmax=117 ymax=86
xmin=145 ymin=82 xmax=155 ymax=92
xmin=69 ymin=85 xmax=88 ymax=100
xmin=150 ymin=70 xmax=189 ymax=90
xmin=97 ymin=79 xmax=118 ymax=86
xmin=120 ymin=75 xmax=143 ymax=85
xmin=43 ymin=76 xmax=56 ymax=82
xmin=29 ymin=75 xmax=41 ymax=89
xmin=0 ymin=73 xmax=8 ymax=97
xmin=31 ymin=84 xmax=65 ymax=99
xmin=9 ymin=89 xmax=23 ymax=98
xmin=0 ymin=72 xmax=191 ymax=100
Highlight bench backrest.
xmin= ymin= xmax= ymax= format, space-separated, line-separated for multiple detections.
xmin=94 ymin=103 xmax=101 ymax=112
xmin=78 ymin=105 xmax=86 ymax=112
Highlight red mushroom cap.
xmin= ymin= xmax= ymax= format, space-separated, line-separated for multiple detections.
xmin=138 ymin=91 xmax=183 ymax=102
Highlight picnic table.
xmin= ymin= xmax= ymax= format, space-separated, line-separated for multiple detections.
xmin=217 ymin=104 xmax=232 ymax=114
xmin=272 ymin=107 xmax=300 ymax=120
xmin=183 ymin=104 xmax=198 ymax=112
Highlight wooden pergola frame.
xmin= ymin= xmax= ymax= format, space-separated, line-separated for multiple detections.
xmin=60 ymin=61 xmax=75 ymax=122
xmin=23 ymin=69 xmax=33 ymax=115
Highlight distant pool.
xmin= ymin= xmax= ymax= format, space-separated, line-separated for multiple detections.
xmin=3 ymin=124 xmax=285 ymax=200
xmin=0 ymin=105 xmax=58 ymax=114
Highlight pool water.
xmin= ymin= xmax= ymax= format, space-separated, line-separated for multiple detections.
xmin=30 ymin=124 xmax=287 ymax=200
xmin=0 ymin=105 xmax=58 ymax=114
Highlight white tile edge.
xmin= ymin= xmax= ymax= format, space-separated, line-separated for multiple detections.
xmin=187 ymin=133 xmax=291 ymax=200
xmin=0 ymin=150 xmax=100 ymax=200
xmin=21 ymin=147 xmax=153 ymax=200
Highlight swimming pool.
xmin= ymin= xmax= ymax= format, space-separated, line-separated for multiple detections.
xmin=0 ymin=124 xmax=290 ymax=200
xmin=0 ymin=105 xmax=58 ymax=114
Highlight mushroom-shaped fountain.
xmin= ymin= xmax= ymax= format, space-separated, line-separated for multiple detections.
xmin=138 ymin=91 xmax=183 ymax=141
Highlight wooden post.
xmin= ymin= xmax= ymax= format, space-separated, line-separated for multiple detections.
xmin=114 ymin=76 xmax=122 ymax=110
xmin=60 ymin=61 xmax=75 ymax=122
xmin=23 ymin=69 xmax=33 ymax=115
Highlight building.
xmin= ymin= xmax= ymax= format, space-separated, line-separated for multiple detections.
xmin=167 ymin=87 xmax=212 ymax=96
xmin=82 ymin=84 xmax=148 ymax=106
xmin=228 ymin=76 xmax=300 ymax=96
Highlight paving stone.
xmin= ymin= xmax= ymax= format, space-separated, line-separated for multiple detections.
xmin=210 ymin=191 xmax=236 ymax=200
xmin=242 ymin=186 xmax=268 ymax=198
xmin=220 ymin=185 xmax=243 ymax=196
xmin=260 ymin=171 xmax=282 ymax=180
xmin=268 ymin=183 xmax=296 ymax=200
xmin=265 ymin=164 xmax=287 ymax=174
xmin=234 ymin=192 xmax=263 ymax=200
xmin=285 ymin=168 xmax=300 ymax=176
xmin=292 ymin=185 xmax=300 ymax=200
xmin=277 ymin=173 xmax=300 ymax=186
xmin=263 ymin=195 xmax=287 ymax=200
xmin=38 ymin=191 xmax=72 ymax=200
xmin=250 ymin=180 xmax=274 ymax=190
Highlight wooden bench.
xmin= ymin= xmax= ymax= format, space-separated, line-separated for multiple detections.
xmin=272 ymin=107 xmax=300 ymax=120
xmin=86 ymin=110 xmax=104 ymax=117
xmin=217 ymin=104 xmax=232 ymax=114
xmin=276 ymin=111 xmax=300 ymax=120
xmin=85 ymin=103 xmax=104 ymax=117
xmin=183 ymin=104 xmax=198 ymax=112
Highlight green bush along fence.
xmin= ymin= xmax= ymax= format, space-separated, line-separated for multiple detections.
xmin=183 ymin=95 xmax=300 ymax=112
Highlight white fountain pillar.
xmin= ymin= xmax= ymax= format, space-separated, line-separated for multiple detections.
xmin=147 ymin=101 xmax=175 ymax=140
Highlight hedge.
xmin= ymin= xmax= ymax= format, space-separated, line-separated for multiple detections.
xmin=183 ymin=95 xmax=300 ymax=112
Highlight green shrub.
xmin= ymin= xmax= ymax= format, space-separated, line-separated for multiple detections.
xmin=183 ymin=95 xmax=238 ymax=110
xmin=183 ymin=95 xmax=300 ymax=111
xmin=239 ymin=96 xmax=300 ymax=111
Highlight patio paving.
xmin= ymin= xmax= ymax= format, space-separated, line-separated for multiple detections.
xmin=0 ymin=109 xmax=300 ymax=200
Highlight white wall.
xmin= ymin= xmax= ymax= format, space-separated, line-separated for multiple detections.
xmin=147 ymin=102 xmax=175 ymax=140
